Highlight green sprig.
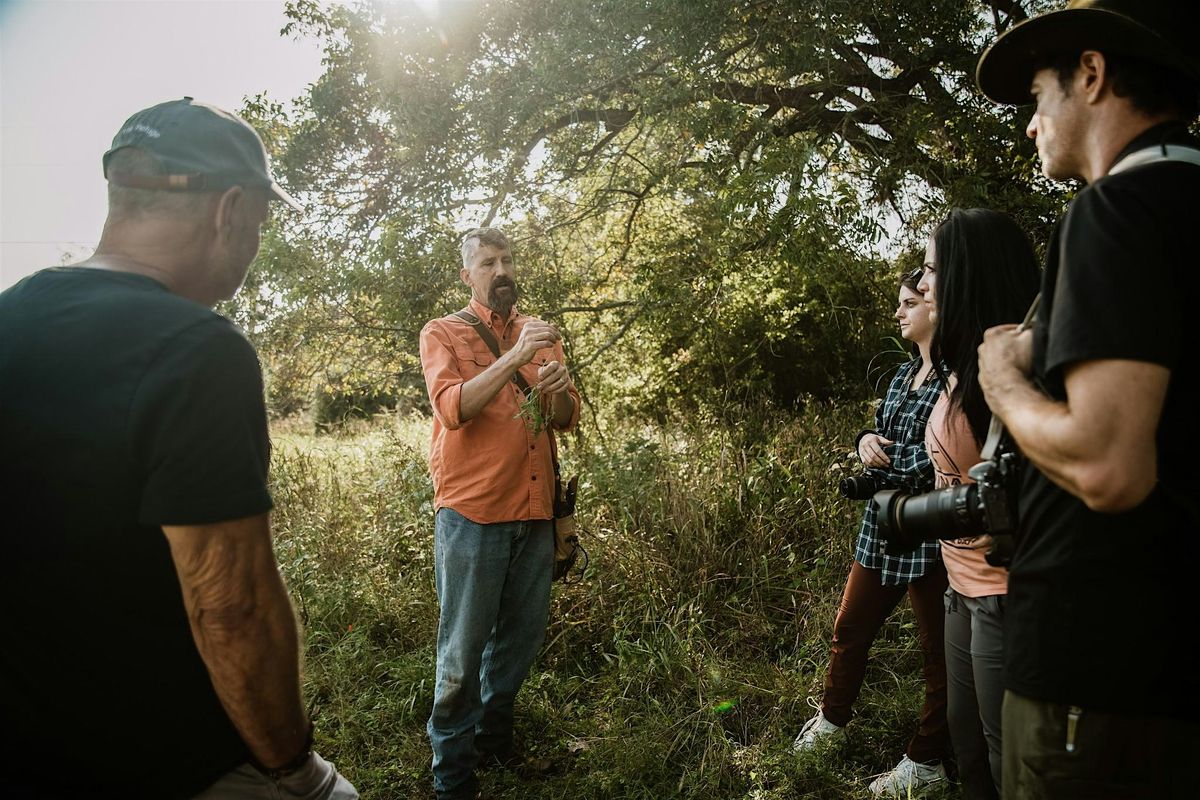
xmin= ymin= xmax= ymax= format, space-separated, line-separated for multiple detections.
xmin=514 ymin=385 xmax=546 ymax=435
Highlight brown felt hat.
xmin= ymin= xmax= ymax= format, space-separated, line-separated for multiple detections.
xmin=976 ymin=0 xmax=1200 ymax=105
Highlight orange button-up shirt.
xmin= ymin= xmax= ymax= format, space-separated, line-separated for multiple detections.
xmin=420 ymin=298 xmax=581 ymax=524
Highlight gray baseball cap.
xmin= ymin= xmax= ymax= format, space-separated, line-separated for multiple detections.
xmin=102 ymin=97 xmax=302 ymax=211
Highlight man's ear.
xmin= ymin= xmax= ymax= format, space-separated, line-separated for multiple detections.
xmin=460 ymin=267 xmax=471 ymax=286
xmin=213 ymin=185 xmax=245 ymax=242
xmin=1078 ymin=50 xmax=1108 ymax=104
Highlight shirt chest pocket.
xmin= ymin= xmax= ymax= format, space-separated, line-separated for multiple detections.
xmin=452 ymin=344 xmax=494 ymax=379
xmin=893 ymin=406 xmax=918 ymax=435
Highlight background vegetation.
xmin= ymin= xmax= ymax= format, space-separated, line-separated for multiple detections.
xmin=276 ymin=408 xmax=960 ymax=798
xmin=231 ymin=0 xmax=1064 ymax=423
xmin=237 ymin=1 xmax=1067 ymax=796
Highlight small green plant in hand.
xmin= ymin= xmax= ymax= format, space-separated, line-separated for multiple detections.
xmin=514 ymin=385 xmax=546 ymax=435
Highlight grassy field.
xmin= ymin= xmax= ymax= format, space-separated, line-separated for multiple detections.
xmin=270 ymin=405 xmax=960 ymax=799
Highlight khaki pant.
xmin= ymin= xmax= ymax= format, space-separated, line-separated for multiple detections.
xmin=1002 ymin=690 xmax=1199 ymax=799
xmin=191 ymin=752 xmax=359 ymax=800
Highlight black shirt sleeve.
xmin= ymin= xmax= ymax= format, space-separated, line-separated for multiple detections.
xmin=1044 ymin=176 xmax=1180 ymax=379
xmin=131 ymin=318 xmax=273 ymax=525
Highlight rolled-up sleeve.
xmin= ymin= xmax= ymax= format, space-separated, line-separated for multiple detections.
xmin=553 ymin=340 xmax=582 ymax=433
xmin=420 ymin=322 xmax=468 ymax=430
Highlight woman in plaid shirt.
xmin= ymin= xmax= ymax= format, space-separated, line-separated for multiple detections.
xmin=793 ymin=270 xmax=950 ymax=795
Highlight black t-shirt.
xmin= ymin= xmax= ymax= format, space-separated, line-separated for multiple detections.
xmin=0 ymin=268 xmax=273 ymax=797
xmin=1008 ymin=125 xmax=1200 ymax=717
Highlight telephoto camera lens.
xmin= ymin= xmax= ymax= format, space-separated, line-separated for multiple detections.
xmin=873 ymin=484 xmax=983 ymax=554
xmin=839 ymin=474 xmax=878 ymax=500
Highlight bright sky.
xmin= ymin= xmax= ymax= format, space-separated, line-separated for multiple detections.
xmin=0 ymin=0 xmax=327 ymax=289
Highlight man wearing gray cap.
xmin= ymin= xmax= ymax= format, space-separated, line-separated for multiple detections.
xmin=0 ymin=98 xmax=357 ymax=799
xmin=975 ymin=3 xmax=1200 ymax=798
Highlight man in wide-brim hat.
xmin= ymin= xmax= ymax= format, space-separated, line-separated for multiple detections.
xmin=975 ymin=2 xmax=1200 ymax=799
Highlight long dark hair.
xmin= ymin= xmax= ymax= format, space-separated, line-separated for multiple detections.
xmin=930 ymin=208 xmax=1040 ymax=444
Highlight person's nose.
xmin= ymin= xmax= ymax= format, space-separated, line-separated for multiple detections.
xmin=1025 ymin=112 xmax=1038 ymax=140
xmin=894 ymin=306 xmax=904 ymax=321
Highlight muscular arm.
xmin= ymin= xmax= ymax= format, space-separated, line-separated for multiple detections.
xmin=162 ymin=514 xmax=309 ymax=769
xmin=984 ymin=356 xmax=1168 ymax=512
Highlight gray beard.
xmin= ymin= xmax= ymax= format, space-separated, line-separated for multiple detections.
xmin=488 ymin=285 xmax=517 ymax=318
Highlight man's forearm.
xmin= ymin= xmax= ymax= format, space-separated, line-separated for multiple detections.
xmin=460 ymin=350 xmax=523 ymax=421
xmin=164 ymin=516 xmax=310 ymax=769
xmin=986 ymin=361 xmax=1163 ymax=512
xmin=190 ymin=568 xmax=309 ymax=768
xmin=987 ymin=372 xmax=1084 ymax=494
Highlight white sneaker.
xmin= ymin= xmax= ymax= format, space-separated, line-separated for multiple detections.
xmin=868 ymin=755 xmax=947 ymax=797
xmin=791 ymin=710 xmax=845 ymax=752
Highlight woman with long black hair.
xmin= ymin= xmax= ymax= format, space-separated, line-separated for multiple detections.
xmin=917 ymin=208 xmax=1040 ymax=800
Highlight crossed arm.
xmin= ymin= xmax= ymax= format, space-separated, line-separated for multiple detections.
xmin=978 ymin=326 xmax=1169 ymax=513
xmin=425 ymin=319 xmax=577 ymax=429
xmin=162 ymin=513 xmax=310 ymax=770
xmin=459 ymin=318 xmax=573 ymax=424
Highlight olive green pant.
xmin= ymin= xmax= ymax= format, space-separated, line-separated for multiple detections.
xmin=1002 ymin=690 xmax=1200 ymax=799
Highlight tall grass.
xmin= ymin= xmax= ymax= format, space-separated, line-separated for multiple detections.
xmin=270 ymin=405 xmax=958 ymax=799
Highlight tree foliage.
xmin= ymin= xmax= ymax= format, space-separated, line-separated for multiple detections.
xmin=234 ymin=0 xmax=1062 ymax=420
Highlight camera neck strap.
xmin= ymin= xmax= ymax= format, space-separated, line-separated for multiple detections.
xmin=980 ymin=294 xmax=1041 ymax=461
xmin=1108 ymin=144 xmax=1200 ymax=176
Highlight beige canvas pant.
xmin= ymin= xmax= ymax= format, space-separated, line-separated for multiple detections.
xmin=191 ymin=752 xmax=358 ymax=800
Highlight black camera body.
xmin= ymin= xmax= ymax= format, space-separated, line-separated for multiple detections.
xmin=839 ymin=470 xmax=886 ymax=501
xmin=872 ymin=447 xmax=1022 ymax=567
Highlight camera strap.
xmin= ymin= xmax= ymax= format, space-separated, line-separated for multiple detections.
xmin=980 ymin=294 xmax=1041 ymax=461
xmin=1108 ymin=144 xmax=1200 ymax=176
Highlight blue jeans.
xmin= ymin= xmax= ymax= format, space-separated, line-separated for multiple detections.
xmin=427 ymin=508 xmax=553 ymax=798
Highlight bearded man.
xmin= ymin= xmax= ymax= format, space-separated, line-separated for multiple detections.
xmin=418 ymin=227 xmax=580 ymax=800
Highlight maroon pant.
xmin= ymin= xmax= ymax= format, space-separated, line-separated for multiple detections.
xmin=821 ymin=559 xmax=950 ymax=764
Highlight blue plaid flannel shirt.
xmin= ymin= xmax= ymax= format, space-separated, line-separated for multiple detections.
xmin=852 ymin=358 xmax=944 ymax=585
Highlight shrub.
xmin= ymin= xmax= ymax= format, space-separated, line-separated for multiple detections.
xmin=273 ymin=404 xmax=949 ymax=798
